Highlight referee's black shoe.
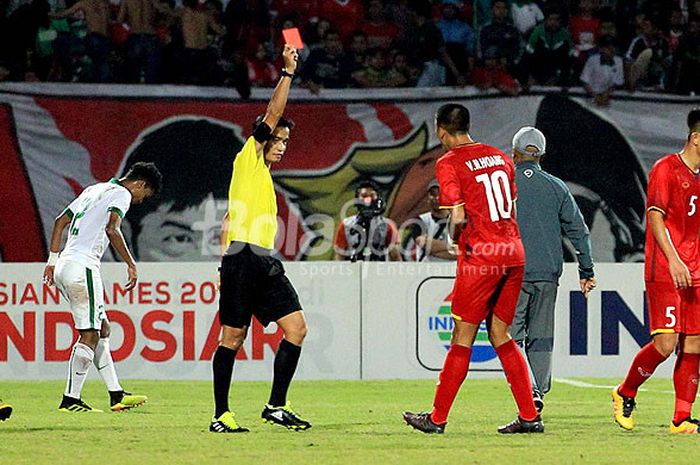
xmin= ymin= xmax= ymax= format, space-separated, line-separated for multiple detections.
xmin=262 ymin=402 xmax=312 ymax=430
xmin=402 ymin=411 xmax=446 ymax=434
xmin=497 ymin=415 xmax=544 ymax=434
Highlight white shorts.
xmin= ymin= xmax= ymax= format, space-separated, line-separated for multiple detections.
xmin=55 ymin=259 xmax=106 ymax=330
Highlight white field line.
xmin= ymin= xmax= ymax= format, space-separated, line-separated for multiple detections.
xmin=555 ymin=378 xmax=675 ymax=394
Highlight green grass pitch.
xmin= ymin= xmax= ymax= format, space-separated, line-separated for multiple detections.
xmin=0 ymin=378 xmax=697 ymax=464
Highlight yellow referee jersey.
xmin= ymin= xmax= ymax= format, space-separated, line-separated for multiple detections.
xmin=226 ymin=136 xmax=278 ymax=250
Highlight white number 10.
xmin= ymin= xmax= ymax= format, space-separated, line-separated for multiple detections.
xmin=475 ymin=170 xmax=513 ymax=222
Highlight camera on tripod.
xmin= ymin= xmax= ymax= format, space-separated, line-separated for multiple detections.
xmin=350 ymin=197 xmax=388 ymax=262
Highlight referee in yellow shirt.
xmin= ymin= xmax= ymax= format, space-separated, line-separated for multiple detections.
xmin=210 ymin=44 xmax=311 ymax=433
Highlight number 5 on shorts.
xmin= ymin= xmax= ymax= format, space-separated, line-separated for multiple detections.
xmin=665 ymin=305 xmax=677 ymax=328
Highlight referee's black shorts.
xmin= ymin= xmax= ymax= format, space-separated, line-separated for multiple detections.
xmin=219 ymin=242 xmax=302 ymax=328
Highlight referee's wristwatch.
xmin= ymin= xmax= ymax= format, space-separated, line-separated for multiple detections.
xmin=281 ymin=68 xmax=297 ymax=79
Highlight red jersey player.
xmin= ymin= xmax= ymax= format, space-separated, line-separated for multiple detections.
xmin=613 ymin=108 xmax=700 ymax=434
xmin=403 ymin=104 xmax=543 ymax=434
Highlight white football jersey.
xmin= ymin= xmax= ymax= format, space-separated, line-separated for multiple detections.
xmin=59 ymin=179 xmax=132 ymax=268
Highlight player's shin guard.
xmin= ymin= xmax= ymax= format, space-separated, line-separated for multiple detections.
xmin=495 ymin=339 xmax=538 ymax=421
xmin=618 ymin=342 xmax=668 ymax=398
xmin=430 ymin=344 xmax=471 ymax=425
xmin=673 ymin=352 xmax=700 ymax=424
xmin=212 ymin=345 xmax=237 ymax=418
xmin=94 ymin=338 xmax=122 ymax=392
xmin=268 ymin=339 xmax=302 ymax=407
xmin=65 ymin=342 xmax=95 ymax=399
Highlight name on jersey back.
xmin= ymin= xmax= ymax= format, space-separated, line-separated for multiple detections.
xmin=465 ymin=155 xmax=506 ymax=172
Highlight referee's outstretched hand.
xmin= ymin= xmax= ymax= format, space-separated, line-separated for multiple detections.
xmin=282 ymin=44 xmax=298 ymax=74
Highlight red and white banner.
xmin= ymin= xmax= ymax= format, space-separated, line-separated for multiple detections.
xmin=0 ymin=83 xmax=696 ymax=263
xmin=0 ymin=262 xmax=670 ymax=380
xmin=0 ymin=262 xmax=361 ymax=380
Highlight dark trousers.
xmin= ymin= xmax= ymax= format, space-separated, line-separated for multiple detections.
xmin=126 ymin=33 xmax=161 ymax=83
xmin=512 ymin=280 xmax=559 ymax=395
xmin=86 ymin=33 xmax=111 ymax=82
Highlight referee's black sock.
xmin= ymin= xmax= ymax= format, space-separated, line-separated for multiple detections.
xmin=268 ymin=339 xmax=302 ymax=407
xmin=213 ymin=345 xmax=237 ymax=418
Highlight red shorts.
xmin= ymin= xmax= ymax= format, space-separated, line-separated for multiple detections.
xmin=450 ymin=262 xmax=524 ymax=325
xmin=646 ymin=281 xmax=700 ymax=335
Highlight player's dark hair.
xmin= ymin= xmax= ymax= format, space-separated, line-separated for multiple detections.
xmin=436 ymin=103 xmax=470 ymax=135
xmin=355 ymin=179 xmax=380 ymax=197
xmin=124 ymin=161 xmax=163 ymax=195
xmin=252 ymin=114 xmax=295 ymax=133
xmin=120 ymin=119 xmax=242 ymax=258
xmin=688 ymin=108 xmax=700 ymax=135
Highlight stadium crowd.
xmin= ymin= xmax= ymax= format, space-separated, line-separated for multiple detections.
xmin=0 ymin=0 xmax=698 ymax=100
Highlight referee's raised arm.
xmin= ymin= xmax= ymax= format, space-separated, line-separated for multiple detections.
xmin=255 ymin=44 xmax=299 ymax=153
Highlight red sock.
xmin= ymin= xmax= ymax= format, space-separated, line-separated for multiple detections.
xmin=431 ymin=345 xmax=471 ymax=424
xmin=673 ymin=352 xmax=700 ymax=424
xmin=495 ymin=339 xmax=538 ymax=421
xmin=618 ymin=343 xmax=668 ymax=398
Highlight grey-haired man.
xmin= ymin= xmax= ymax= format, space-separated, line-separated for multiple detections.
xmin=511 ymin=126 xmax=597 ymax=412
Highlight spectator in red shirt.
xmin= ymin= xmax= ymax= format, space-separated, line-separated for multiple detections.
xmin=246 ymin=42 xmax=279 ymax=87
xmin=360 ymin=0 xmax=399 ymax=49
xmin=223 ymin=0 xmax=270 ymax=51
xmin=570 ymin=0 xmax=600 ymax=61
xmin=270 ymin=0 xmax=318 ymax=24
xmin=471 ymin=47 xmax=520 ymax=95
xmin=318 ymin=0 xmax=364 ymax=43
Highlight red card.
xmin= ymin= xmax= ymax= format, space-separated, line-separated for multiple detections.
xmin=282 ymin=28 xmax=304 ymax=49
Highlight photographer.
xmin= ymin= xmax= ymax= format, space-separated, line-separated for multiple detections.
xmin=333 ymin=180 xmax=402 ymax=262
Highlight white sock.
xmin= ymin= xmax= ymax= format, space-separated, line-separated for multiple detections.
xmin=64 ymin=342 xmax=95 ymax=399
xmin=94 ymin=338 xmax=122 ymax=392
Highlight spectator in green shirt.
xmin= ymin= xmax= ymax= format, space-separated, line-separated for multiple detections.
xmin=522 ymin=6 xmax=574 ymax=86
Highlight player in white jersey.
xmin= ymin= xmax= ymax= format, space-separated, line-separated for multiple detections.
xmin=43 ymin=162 xmax=162 ymax=413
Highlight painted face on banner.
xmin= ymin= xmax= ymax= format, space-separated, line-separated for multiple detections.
xmin=134 ymin=197 xmax=223 ymax=261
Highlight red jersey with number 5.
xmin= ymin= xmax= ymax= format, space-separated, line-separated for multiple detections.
xmin=436 ymin=143 xmax=525 ymax=266
xmin=645 ymin=153 xmax=700 ymax=285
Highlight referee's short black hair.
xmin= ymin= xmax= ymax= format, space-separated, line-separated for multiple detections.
xmin=436 ymin=103 xmax=470 ymax=135
xmin=124 ymin=162 xmax=163 ymax=195
xmin=252 ymin=115 xmax=295 ymax=133
xmin=688 ymin=108 xmax=700 ymax=135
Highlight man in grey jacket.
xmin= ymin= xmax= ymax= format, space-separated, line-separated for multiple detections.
xmin=511 ymin=126 xmax=597 ymax=413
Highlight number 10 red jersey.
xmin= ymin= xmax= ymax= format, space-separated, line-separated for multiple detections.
xmin=436 ymin=143 xmax=525 ymax=267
